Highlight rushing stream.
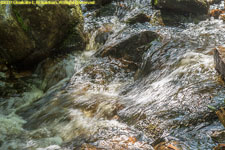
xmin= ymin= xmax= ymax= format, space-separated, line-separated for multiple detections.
xmin=1 ymin=0 xmax=225 ymax=149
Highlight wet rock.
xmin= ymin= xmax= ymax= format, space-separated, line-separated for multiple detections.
xmin=125 ymin=13 xmax=151 ymax=24
xmin=81 ymin=134 xmax=154 ymax=150
xmin=150 ymin=10 xmax=165 ymax=26
xmin=0 ymin=64 xmax=8 ymax=72
xmin=95 ymin=30 xmax=159 ymax=70
xmin=95 ymin=24 xmax=114 ymax=46
xmin=0 ymin=5 xmax=85 ymax=68
xmin=152 ymin=0 xmax=209 ymax=14
xmin=214 ymin=46 xmax=225 ymax=80
xmin=94 ymin=3 xmax=117 ymax=17
xmin=35 ymin=56 xmax=71 ymax=91
xmin=210 ymin=9 xmax=224 ymax=19
xmin=214 ymin=143 xmax=225 ymax=150
xmin=219 ymin=14 xmax=225 ymax=21
xmin=211 ymin=130 xmax=225 ymax=143
xmin=216 ymin=107 xmax=225 ymax=128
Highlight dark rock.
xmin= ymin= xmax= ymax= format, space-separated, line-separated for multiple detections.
xmin=94 ymin=3 xmax=117 ymax=17
xmin=0 ymin=5 xmax=85 ymax=68
xmin=214 ymin=46 xmax=225 ymax=80
xmin=150 ymin=10 xmax=207 ymax=26
xmin=95 ymin=0 xmax=113 ymax=6
xmin=152 ymin=0 xmax=209 ymax=14
xmin=86 ymin=0 xmax=114 ymax=9
xmin=125 ymin=13 xmax=151 ymax=24
xmin=95 ymin=30 xmax=159 ymax=70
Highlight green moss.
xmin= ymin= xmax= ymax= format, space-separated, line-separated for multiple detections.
xmin=154 ymin=0 xmax=158 ymax=6
xmin=13 ymin=9 xmax=29 ymax=32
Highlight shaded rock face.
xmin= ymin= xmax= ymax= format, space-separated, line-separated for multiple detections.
xmin=0 ymin=5 xmax=85 ymax=68
xmin=95 ymin=30 xmax=159 ymax=70
xmin=86 ymin=0 xmax=113 ymax=9
xmin=214 ymin=46 xmax=225 ymax=80
xmin=95 ymin=0 xmax=113 ymax=6
xmin=153 ymin=0 xmax=209 ymax=14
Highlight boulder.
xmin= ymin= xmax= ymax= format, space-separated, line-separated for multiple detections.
xmin=214 ymin=46 xmax=225 ymax=80
xmin=86 ymin=0 xmax=113 ymax=9
xmin=152 ymin=0 xmax=209 ymax=14
xmin=0 ymin=5 xmax=85 ymax=68
xmin=95 ymin=30 xmax=159 ymax=70
xmin=125 ymin=13 xmax=151 ymax=24
xmin=95 ymin=0 xmax=113 ymax=6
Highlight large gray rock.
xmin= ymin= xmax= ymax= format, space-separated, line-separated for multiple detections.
xmin=153 ymin=0 xmax=209 ymax=14
xmin=0 ymin=5 xmax=85 ymax=68
xmin=214 ymin=46 xmax=225 ymax=80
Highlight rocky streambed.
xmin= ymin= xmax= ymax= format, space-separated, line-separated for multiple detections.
xmin=1 ymin=0 xmax=225 ymax=149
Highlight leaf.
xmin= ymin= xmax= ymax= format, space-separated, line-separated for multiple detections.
xmin=208 ymin=105 xmax=216 ymax=111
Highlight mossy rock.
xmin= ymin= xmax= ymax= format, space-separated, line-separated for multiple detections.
xmin=0 ymin=5 xmax=85 ymax=69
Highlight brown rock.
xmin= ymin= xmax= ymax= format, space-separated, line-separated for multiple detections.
xmin=211 ymin=129 xmax=225 ymax=143
xmin=214 ymin=143 xmax=225 ymax=150
xmin=210 ymin=9 xmax=224 ymax=19
xmin=154 ymin=141 xmax=185 ymax=150
xmin=214 ymin=46 xmax=225 ymax=80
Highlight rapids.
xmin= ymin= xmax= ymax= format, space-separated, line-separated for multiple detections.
xmin=1 ymin=0 xmax=225 ymax=149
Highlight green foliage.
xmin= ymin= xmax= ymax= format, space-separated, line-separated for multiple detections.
xmin=154 ymin=0 xmax=158 ymax=6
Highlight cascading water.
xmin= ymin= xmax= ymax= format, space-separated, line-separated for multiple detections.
xmin=1 ymin=0 xmax=225 ymax=149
